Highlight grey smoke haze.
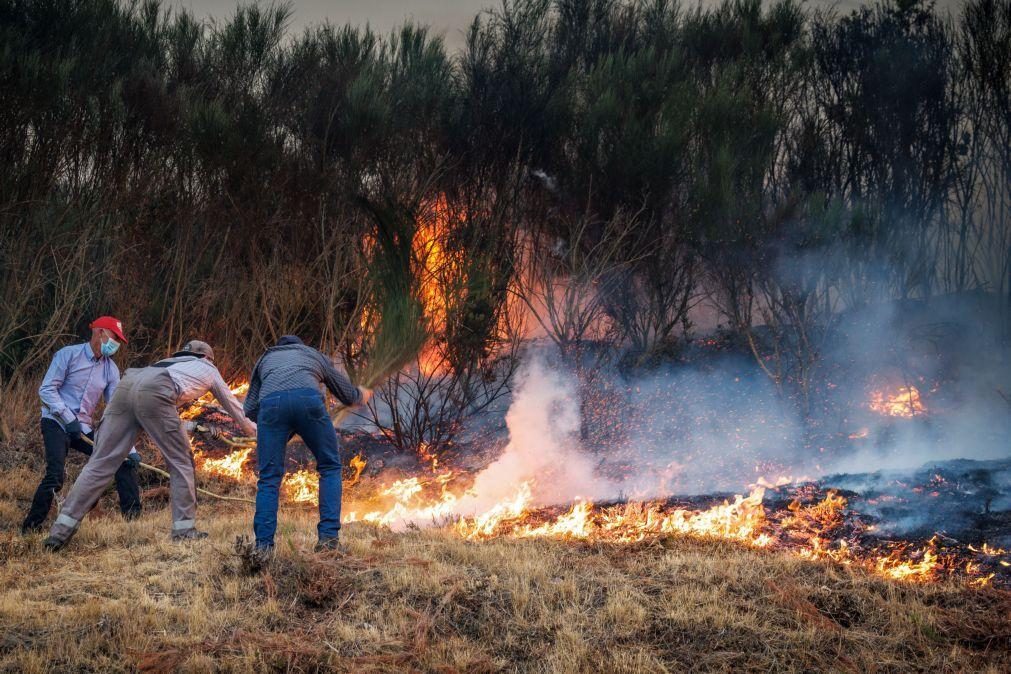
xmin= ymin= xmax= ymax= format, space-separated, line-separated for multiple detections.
xmin=477 ymin=256 xmax=1011 ymax=505
xmin=174 ymin=0 xmax=971 ymax=50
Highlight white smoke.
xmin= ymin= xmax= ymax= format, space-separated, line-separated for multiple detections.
xmin=452 ymin=347 xmax=808 ymax=513
xmin=453 ymin=354 xmax=612 ymax=514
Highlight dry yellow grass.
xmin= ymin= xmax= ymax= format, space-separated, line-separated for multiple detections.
xmin=1 ymin=460 xmax=1009 ymax=673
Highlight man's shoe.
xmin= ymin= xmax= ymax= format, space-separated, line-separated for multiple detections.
xmin=252 ymin=545 xmax=274 ymax=567
xmin=42 ymin=536 xmax=67 ymax=552
xmin=314 ymin=537 xmax=344 ymax=553
xmin=171 ymin=528 xmax=209 ymax=542
xmin=20 ymin=523 xmax=43 ymax=536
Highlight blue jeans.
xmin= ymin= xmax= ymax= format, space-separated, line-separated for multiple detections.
xmin=253 ymin=388 xmax=342 ymax=547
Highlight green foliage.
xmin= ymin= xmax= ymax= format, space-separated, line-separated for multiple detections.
xmin=0 ymin=0 xmax=1008 ymax=409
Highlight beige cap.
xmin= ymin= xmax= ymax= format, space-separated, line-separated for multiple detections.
xmin=181 ymin=340 xmax=215 ymax=361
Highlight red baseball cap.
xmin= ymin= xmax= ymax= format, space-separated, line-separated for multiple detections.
xmin=90 ymin=316 xmax=128 ymax=343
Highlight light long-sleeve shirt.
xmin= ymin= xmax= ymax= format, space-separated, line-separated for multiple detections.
xmin=243 ymin=343 xmax=361 ymax=421
xmin=153 ymin=355 xmax=255 ymax=435
xmin=39 ymin=342 xmax=119 ymax=433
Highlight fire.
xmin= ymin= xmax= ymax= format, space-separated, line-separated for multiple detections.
xmin=456 ymin=487 xmax=769 ymax=544
xmin=179 ymin=382 xmax=1004 ymax=589
xmin=383 ymin=476 xmax=425 ymax=502
xmin=180 ymin=381 xmax=251 ymax=420
xmin=283 ymin=469 xmax=319 ymax=503
xmin=347 ymin=472 xmax=464 ymax=527
xmin=417 ymin=442 xmax=439 ymax=470
xmin=197 ymin=446 xmax=253 ymax=481
xmin=413 ymin=197 xmax=458 ymax=376
xmin=516 ymin=500 xmax=593 ymax=539
xmin=348 ymin=454 xmax=367 ymax=486
xmin=869 ymin=385 xmax=925 ymax=417
xmin=874 ymin=547 xmax=939 ymax=581
xmin=969 ymin=543 xmax=1008 ymax=556
xmin=453 ymin=482 xmax=533 ymax=539
xmin=189 ymin=443 xmax=1006 ymax=587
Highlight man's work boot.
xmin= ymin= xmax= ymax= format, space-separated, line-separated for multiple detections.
xmin=314 ymin=537 xmax=344 ymax=553
xmin=42 ymin=535 xmax=69 ymax=552
xmin=21 ymin=522 xmax=44 ymax=536
xmin=171 ymin=528 xmax=209 ymax=542
xmin=252 ymin=545 xmax=274 ymax=568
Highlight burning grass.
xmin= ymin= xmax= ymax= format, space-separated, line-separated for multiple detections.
xmin=1 ymin=480 xmax=1009 ymax=672
xmin=191 ymin=437 xmax=1010 ymax=589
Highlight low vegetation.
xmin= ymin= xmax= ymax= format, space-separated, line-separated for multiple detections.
xmin=1 ymin=454 xmax=1008 ymax=672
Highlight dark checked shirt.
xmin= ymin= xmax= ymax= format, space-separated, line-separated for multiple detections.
xmin=243 ymin=344 xmax=361 ymax=421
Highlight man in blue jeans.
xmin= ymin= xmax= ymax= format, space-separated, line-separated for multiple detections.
xmin=243 ymin=335 xmax=372 ymax=552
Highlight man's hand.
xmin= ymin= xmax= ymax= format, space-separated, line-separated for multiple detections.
xmin=243 ymin=421 xmax=257 ymax=437
xmin=357 ymin=386 xmax=373 ymax=407
xmin=64 ymin=419 xmax=82 ymax=441
xmin=126 ymin=451 xmax=141 ymax=468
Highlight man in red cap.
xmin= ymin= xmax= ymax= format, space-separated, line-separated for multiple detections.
xmin=21 ymin=316 xmax=142 ymax=533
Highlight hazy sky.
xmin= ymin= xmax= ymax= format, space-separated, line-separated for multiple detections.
xmin=174 ymin=1 xmax=968 ymax=50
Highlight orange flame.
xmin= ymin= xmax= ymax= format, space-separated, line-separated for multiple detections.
xmin=283 ymin=469 xmax=319 ymax=504
xmin=869 ymin=385 xmax=925 ymax=417
xmin=197 ymin=446 xmax=253 ymax=482
xmin=348 ymin=454 xmax=367 ymax=486
xmin=453 ymin=486 xmax=770 ymax=544
xmin=874 ymin=547 xmax=939 ymax=581
xmin=342 ymin=470 xmax=462 ymax=526
xmin=190 ymin=447 xmax=1003 ymax=587
xmin=413 ymin=197 xmax=459 ymax=376
xmin=180 ymin=381 xmax=250 ymax=420
xmin=181 ymin=380 xmax=1002 ymax=589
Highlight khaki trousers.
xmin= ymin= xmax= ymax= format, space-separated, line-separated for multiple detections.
xmin=50 ymin=367 xmax=197 ymax=541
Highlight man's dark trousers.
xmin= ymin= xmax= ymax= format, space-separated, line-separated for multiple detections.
xmin=22 ymin=418 xmax=142 ymax=532
xmin=254 ymin=388 xmax=342 ymax=548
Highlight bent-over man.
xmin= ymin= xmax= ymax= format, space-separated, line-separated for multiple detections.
xmin=243 ymin=335 xmax=371 ymax=552
xmin=44 ymin=340 xmax=255 ymax=550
